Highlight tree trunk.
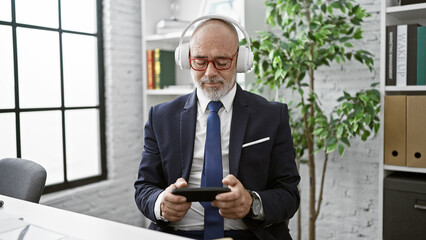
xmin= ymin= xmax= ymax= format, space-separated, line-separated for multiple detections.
xmin=308 ymin=155 xmax=315 ymax=240
xmin=297 ymin=158 xmax=301 ymax=240
xmin=298 ymin=207 xmax=301 ymax=240
xmin=308 ymin=126 xmax=315 ymax=240
xmin=304 ymin=0 xmax=316 ymax=238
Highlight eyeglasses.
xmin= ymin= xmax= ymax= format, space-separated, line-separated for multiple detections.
xmin=189 ymin=50 xmax=238 ymax=71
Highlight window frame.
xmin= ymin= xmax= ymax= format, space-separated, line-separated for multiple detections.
xmin=0 ymin=0 xmax=107 ymax=193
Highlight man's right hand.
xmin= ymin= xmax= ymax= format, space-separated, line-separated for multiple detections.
xmin=160 ymin=178 xmax=191 ymax=222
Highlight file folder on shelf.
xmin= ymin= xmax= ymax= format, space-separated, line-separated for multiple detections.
xmin=384 ymin=95 xmax=406 ymax=166
xmin=407 ymin=96 xmax=426 ymax=168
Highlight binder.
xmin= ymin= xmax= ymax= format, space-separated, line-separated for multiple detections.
xmin=384 ymin=95 xmax=406 ymax=166
xmin=406 ymin=96 xmax=426 ymax=168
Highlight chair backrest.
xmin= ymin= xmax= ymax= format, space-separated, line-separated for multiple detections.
xmin=0 ymin=158 xmax=47 ymax=203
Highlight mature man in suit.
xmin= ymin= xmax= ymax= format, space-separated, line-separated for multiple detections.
xmin=134 ymin=16 xmax=300 ymax=240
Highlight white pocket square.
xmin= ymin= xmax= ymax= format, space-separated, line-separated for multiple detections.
xmin=242 ymin=137 xmax=270 ymax=148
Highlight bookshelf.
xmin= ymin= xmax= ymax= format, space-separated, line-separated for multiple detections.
xmin=140 ymin=0 xmax=266 ymax=123
xmin=379 ymin=1 xmax=426 ymax=239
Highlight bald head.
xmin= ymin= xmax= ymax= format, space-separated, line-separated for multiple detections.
xmin=189 ymin=19 xmax=239 ymax=53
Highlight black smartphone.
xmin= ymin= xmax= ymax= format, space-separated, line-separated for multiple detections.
xmin=172 ymin=187 xmax=231 ymax=202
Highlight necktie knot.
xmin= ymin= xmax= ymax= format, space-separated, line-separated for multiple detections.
xmin=208 ymin=101 xmax=222 ymax=113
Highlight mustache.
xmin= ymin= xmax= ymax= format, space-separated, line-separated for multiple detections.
xmin=199 ymin=77 xmax=225 ymax=85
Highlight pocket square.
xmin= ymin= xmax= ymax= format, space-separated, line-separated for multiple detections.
xmin=242 ymin=137 xmax=270 ymax=148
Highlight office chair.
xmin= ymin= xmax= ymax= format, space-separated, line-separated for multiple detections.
xmin=0 ymin=158 xmax=47 ymax=203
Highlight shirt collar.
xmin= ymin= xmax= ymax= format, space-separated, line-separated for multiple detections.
xmin=197 ymin=83 xmax=236 ymax=114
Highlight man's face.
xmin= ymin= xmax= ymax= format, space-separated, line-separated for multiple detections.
xmin=189 ymin=21 xmax=238 ymax=101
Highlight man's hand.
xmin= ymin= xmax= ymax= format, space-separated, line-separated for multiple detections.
xmin=161 ymin=178 xmax=192 ymax=222
xmin=211 ymin=174 xmax=253 ymax=219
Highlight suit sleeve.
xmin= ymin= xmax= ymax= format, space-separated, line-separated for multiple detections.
xmin=244 ymin=104 xmax=300 ymax=230
xmin=134 ymin=106 xmax=168 ymax=224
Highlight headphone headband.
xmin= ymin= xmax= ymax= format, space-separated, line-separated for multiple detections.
xmin=177 ymin=14 xmax=252 ymax=53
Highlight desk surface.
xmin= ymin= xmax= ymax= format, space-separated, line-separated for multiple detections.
xmin=0 ymin=195 xmax=188 ymax=240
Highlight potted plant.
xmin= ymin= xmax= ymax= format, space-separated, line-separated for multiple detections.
xmin=248 ymin=0 xmax=381 ymax=239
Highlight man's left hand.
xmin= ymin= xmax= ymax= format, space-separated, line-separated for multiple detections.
xmin=211 ymin=174 xmax=252 ymax=219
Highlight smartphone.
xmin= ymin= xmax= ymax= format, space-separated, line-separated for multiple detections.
xmin=172 ymin=187 xmax=231 ymax=202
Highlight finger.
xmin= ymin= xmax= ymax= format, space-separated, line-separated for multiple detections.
xmin=161 ymin=201 xmax=192 ymax=222
xmin=222 ymin=174 xmax=238 ymax=186
xmin=215 ymin=191 xmax=238 ymax=201
xmin=164 ymin=180 xmax=189 ymax=203
xmin=175 ymin=178 xmax=188 ymax=188
xmin=219 ymin=208 xmax=238 ymax=216
xmin=218 ymin=209 xmax=242 ymax=220
xmin=164 ymin=202 xmax=191 ymax=213
xmin=164 ymin=182 xmax=178 ymax=196
xmin=164 ymin=185 xmax=188 ymax=203
xmin=211 ymin=199 xmax=236 ymax=209
xmin=215 ymin=184 xmax=245 ymax=201
xmin=164 ymin=192 xmax=187 ymax=203
xmin=219 ymin=204 xmax=249 ymax=219
xmin=162 ymin=208 xmax=187 ymax=222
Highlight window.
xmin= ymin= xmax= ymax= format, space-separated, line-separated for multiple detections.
xmin=0 ymin=0 xmax=106 ymax=193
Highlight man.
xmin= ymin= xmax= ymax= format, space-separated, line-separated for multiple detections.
xmin=135 ymin=17 xmax=300 ymax=240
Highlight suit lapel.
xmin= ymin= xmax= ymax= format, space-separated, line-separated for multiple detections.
xmin=180 ymin=89 xmax=197 ymax=181
xmin=229 ymin=85 xmax=249 ymax=177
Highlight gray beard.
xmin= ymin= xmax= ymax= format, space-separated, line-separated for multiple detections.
xmin=193 ymin=74 xmax=236 ymax=101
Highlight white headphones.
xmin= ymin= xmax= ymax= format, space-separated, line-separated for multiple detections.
xmin=174 ymin=14 xmax=253 ymax=73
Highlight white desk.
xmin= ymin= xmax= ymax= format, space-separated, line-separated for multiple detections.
xmin=0 ymin=195 xmax=188 ymax=240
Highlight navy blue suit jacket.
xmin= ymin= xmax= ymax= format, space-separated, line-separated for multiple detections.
xmin=135 ymin=85 xmax=300 ymax=240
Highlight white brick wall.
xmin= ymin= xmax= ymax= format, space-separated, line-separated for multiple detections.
xmin=40 ymin=0 xmax=383 ymax=238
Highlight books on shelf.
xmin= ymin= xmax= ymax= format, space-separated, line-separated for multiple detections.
xmin=146 ymin=49 xmax=175 ymax=90
xmin=386 ymin=24 xmax=426 ymax=86
xmin=386 ymin=26 xmax=397 ymax=86
xmin=396 ymin=24 xmax=418 ymax=86
xmin=146 ymin=50 xmax=155 ymax=90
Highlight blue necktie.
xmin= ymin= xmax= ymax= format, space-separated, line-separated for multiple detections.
xmin=201 ymin=101 xmax=224 ymax=240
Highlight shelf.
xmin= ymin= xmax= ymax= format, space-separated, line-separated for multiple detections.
xmin=380 ymin=0 xmax=426 ymax=239
xmin=146 ymin=87 xmax=194 ymax=96
xmin=385 ymin=86 xmax=426 ymax=91
xmin=386 ymin=3 xmax=426 ymax=19
xmin=145 ymin=32 xmax=191 ymax=42
xmin=384 ymin=164 xmax=426 ymax=173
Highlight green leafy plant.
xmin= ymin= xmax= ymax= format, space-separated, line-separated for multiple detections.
xmin=247 ymin=0 xmax=381 ymax=239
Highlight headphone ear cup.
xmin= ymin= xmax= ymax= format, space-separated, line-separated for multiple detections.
xmin=236 ymin=46 xmax=253 ymax=73
xmin=175 ymin=43 xmax=191 ymax=70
